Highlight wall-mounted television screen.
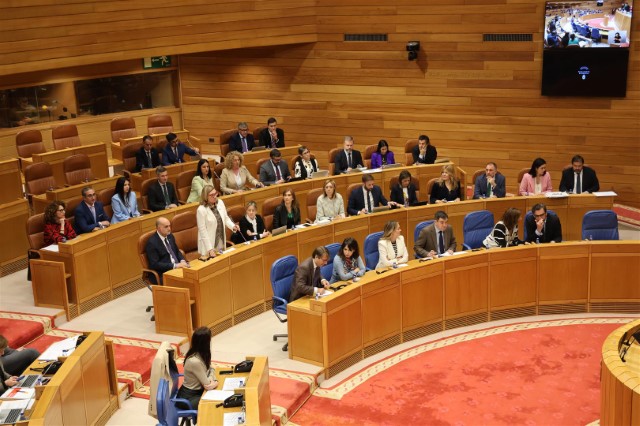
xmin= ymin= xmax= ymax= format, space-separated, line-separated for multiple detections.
xmin=541 ymin=1 xmax=632 ymax=96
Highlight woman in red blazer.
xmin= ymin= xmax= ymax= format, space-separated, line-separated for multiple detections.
xmin=43 ymin=201 xmax=76 ymax=246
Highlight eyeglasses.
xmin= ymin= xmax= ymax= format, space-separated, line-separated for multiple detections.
xmin=239 ymin=129 xmax=249 ymax=132
xmin=57 ymin=208 xmax=65 ymax=212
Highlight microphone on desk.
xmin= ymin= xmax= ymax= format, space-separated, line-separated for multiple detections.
xmin=237 ymin=228 xmax=251 ymax=245
xmin=375 ymin=269 xmax=389 ymax=275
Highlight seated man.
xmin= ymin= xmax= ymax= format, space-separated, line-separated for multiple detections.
xmin=145 ymin=217 xmax=189 ymax=285
xmin=334 ymin=136 xmax=364 ymax=175
xmin=0 ymin=335 xmax=40 ymax=376
xmin=74 ymin=186 xmax=110 ymax=234
xmin=412 ymin=134 xmax=437 ymax=165
xmin=259 ymin=149 xmax=291 ymax=184
xmin=259 ymin=117 xmax=285 ymax=148
xmin=347 ymin=174 xmax=397 ymax=215
xmin=559 ymin=155 xmax=600 ymax=194
xmin=414 ymin=210 xmax=456 ymax=258
xmin=162 ymin=132 xmax=199 ymax=165
xmin=147 ymin=166 xmax=179 ymax=211
xmin=473 ymin=162 xmax=506 ymax=199
xmin=525 ymin=203 xmax=562 ymax=244
xmin=289 ymin=246 xmax=331 ymax=302
xmin=228 ymin=122 xmax=255 ymax=153
xmin=135 ymin=135 xmax=161 ymax=172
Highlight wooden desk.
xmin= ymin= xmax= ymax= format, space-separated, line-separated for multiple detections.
xmin=288 ymin=241 xmax=640 ymax=378
xmin=0 ymin=158 xmax=23 ymax=204
xmin=198 ymin=356 xmax=271 ymax=426
xmin=130 ymin=161 xmax=199 ymax=192
xmin=32 ymin=176 xmax=119 ymax=214
xmin=601 ymin=319 xmax=640 ymax=426
xmin=22 ymin=143 xmax=109 ymax=186
xmin=0 ymin=199 xmax=29 ymax=268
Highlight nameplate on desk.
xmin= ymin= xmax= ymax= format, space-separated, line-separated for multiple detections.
xmin=593 ymin=191 xmax=617 ymax=197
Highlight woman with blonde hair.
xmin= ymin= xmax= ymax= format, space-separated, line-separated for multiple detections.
xmin=376 ymin=220 xmax=408 ymax=268
xmin=429 ymin=164 xmax=460 ymax=204
xmin=196 ymin=185 xmax=239 ymax=258
xmin=220 ymin=151 xmax=263 ymax=194
xmin=315 ymin=179 xmax=345 ymax=222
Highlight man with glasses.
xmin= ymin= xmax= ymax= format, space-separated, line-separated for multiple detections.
xmin=135 ymin=135 xmax=161 ymax=172
xmin=473 ymin=162 xmax=506 ymax=199
xmin=525 ymin=203 xmax=562 ymax=244
xmin=74 ymin=186 xmax=110 ymax=234
xmin=228 ymin=122 xmax=255 ymax=153
xmin=259 ymin=149 xmax=291 ymax=185
xmin=147 ymin=166 xmax=179 ymax=212
xmin=162 ymin=132 xmax=200 ymax=165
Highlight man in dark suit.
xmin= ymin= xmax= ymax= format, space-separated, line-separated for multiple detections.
xmin=228 ymin=122 xmax=255 ymax=153
xmin=414 ymin=210 xmax=457 ymax=258
xmin=74 ymin=186 xmax=111 ymax=234
xmin=135 ymin=135 xmax=161 ymax=172
xmin=412 ymin=134 xmax=437 ymax=165
xmin=473 ymin=162 xmax=506 ymax=199
xmin=162 ymin=132 xmax=199 ymax=165
xmin=334 ymin=136 xmax=364 ymax=175
xmin=347 ymin=174 xmax=398 ymax=216
xmin=559 ymin=155 xmax=600 ymax=194
xmin=525 ymin=203 xmax=562 ymax=243
xmin=289 ymin=246 xmax=331 ymax=302
xmin=147 ymin=166 xmax=179 ymax=212
xmin=259 ymin=149 xmax=291 ymax=184
xmin=259 ymin=117 xmax=285 ymax=148
xmin=145 ymin=217 xmax=189 ymax=284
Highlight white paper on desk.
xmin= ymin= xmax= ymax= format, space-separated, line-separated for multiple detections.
xmin=0 ymin=399 xmax=30 ymax=410
xmin=201 ymin=390 xmax=234 ymax=401
xmin=545 ymin=191 xmax=569 ymax=198
xmin=222 ymin=247 xmax=236 ymax=254
xmin=361 ymin=168 xmax=378 ymax=174
xmin=1 ymin=387 xmax=35 ymax=400
xmin=452 ymin=251 xmax=467 ymax=256
xmin=222 ymin=377 xmax=246 ymax=391
xmin=224 ymin=412 xmax=245 ymax=426
xmin=41 ymin=244 xmax=59 ymax=252
xmin=38 ymin=335 xmax=79 ymax=360
xmin=318 ymin=289 xmax=334 ymax=298
xmin=594 ymin=191 xmax=617 ymax=197
xmin=438 ymin=252 xmax=452 ymax=257
xmin=397 ymin=263 xmax=409 ymax=268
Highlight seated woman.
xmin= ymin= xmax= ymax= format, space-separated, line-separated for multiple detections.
xmin=273 ymin=189 xmax=301 ymax=230
xmin=483 ymin=207 xmax=523 ymax=248
xmin=390 ymin=170 xmax=418 ymax=206
xmin=370 ymin=139 xmax=395 ymax=169
xmin=187 ymin=159 xmax=214 ymax=203
xmin=330 ymin=237 xmax=366 ymax=283
xmin=111 ymin=177 xmax=140 ymax=223
xmin=43 ymin=201 xmax=76 ymax=245
xmin=315 ymin=179 xmax=345 ymax=222
xmin=519 ymin=157 xmax=552 ymax=196
xmin=376 ymin=220 xmax=408 ymax=268
xmin=429 ymin=164 xmax=461 ymax=204
xmin=196 ymin=185 xmax=239 ymax=259
xmin=220 ymin=151 xmax=263 ymax=195
xmin=176 ymin=327 xmax=218 ymax=410
xmin=294 ymin=146 xmax=319 ymax=179
xmin=238 ymin=201 xmax=270 ymax=242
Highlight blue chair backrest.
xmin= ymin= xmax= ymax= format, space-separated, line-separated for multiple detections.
xmin=582 ymin=210 xmax=619 ymax=240
xmin=364 ymin=231 xmax=383 ymax=270
xmin=414 ymin=220 xmax=434 ymax=258
xmin=463 ymin=210 xmax=495 ymax=249
xmin=321 ymin=243 xmax=341 ymax=281
xmin=270 ymin=255 xmax=298 ymax=314
xmin=523 ymin=209 xmax=557 ymax=241
xmin=591 ymin=28 xmax=600 ymax=39
xmin=156 ymin=378 xmax=170 ymax=426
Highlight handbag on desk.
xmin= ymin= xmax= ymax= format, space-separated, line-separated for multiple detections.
xmin=234 ymin=360 xmax=253 ymax=373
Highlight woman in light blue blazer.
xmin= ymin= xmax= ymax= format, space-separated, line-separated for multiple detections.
xmin=111 ymin=177 xmax=140 ymax=223
xmin=330 ymin=237 xmax=366 ymax=283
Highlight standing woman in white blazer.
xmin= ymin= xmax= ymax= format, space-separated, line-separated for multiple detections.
xmin=196 ymin=185 xmax=239 ymax=258
xmin=376 ymin=220 xmax=409 ymax=269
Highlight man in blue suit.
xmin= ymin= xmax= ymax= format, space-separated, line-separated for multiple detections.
xmin=74 ymin=186 xmax=110 ymax=234
xmin=473 ymin=162 xmax=506 ymax=199
xmin=162 ymin=132 xmax=199 ymax=165
xmin=347 ymin=174 xmax=398 ymax=216
xmin=228 ymin=122 xmax=255 ymax=153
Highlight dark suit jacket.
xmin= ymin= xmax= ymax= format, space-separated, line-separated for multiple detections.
xmin=273 ymin=204 xmax=301 ymax=229
xmin=259 ymin=160 xmax=291 ymax=183
xmin=390 ymin=183 xmax=418 ymax=206
xmin=147 ymin=181 xmax=178 ymax=212
xmin=414 ymin=223 xmax=456 ymax=258
xmin=135 ymin=147 xmax=161 ymax=172
xmin=524 ymin=212 xmax=563 ymax=243
xmin=145 ymin=232 xmax=185 ymax=285
xmin=228 ymin=133 xmax=256 ymax=153
xmin=74 ymin=201 xmax=110 ymax=235
xmin=412 ymin=144 xmax=437 ymax=164
xmin=334 ymin=150 xmax=364 ymax=175
xmin=290 ymin=257 xmax=321 ymax=302
xmin=236 ymin=215 xmax=266 ymax=243
xmin=559 ymin=166 xmax=600 ymax=193
xmin=162 ymin=143 xmax=198 ymax=165
xmin=258 ymin=128 xmax=285 ymax=148
xmin=347 ymin=185 xmax=388 ymax=216
xmin=473 ymin=173 xmax=506 ymax=199
xmin=429 ymin=182 xmax=461 ymax=204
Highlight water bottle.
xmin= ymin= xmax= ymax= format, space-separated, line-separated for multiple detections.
xmin=315 ymin=291 xmax=320 ymax=300
xmin=589 ymin=235 xmax=593 ymax=241
xmin=392 ymin=260 xmax=398 ymax=269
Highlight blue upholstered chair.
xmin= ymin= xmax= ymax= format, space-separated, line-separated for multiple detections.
xmin=321 ymin=243 xmax=341 ymax=281
xmin=582 ymin=210 xmax=619 ymax=240
xmin=270 ymin=255 xmax=298 ymax=351
xmin=462 ymin=210 xmax=495 ymax=250
xmin=413 ymin=220 xmax=434 ymax=258
xmin=156 ymin=378 xmax=197 ymax=426
xmin=364 ymin=231 xmax=383 ymax=270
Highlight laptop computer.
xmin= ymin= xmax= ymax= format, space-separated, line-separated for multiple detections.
xmin=410 ymin=201 xmax=428 ymax=207
xmin=0 ymin=407 xmax=21 ymax=425
xmin=381 ymin=163 xmax=402 ymax=169
xmin=310 ymin=170 xmax=329 ymax=178
xmin=251 ymin=146 xmax=267 ymax=152
xmin=371 ymin=206 xmax=390 ymax=213
xmin=271 ymin=226 xmax=287 ymax=237
xmin=16 ymin=375 xmax=41 ymax=388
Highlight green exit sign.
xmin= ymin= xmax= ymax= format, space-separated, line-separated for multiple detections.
xmin=142 ymin=56 xmax=172 ymax=69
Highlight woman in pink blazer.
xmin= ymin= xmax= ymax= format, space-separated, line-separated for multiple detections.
xmin=519 ymin=157 xmax=552 ymax=196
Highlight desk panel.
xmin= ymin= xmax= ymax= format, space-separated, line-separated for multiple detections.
xmin=401 ymin=264 xmax=444 ymax=331
xmin=489 ymin=248 xmax=537 ymax=310
xmin=230 ymin=244 xmax=265 ymax=314
xmin=538 ymin=244 xmax=589 ymax=304
xmin=361 ymin=272 xmax=402 ymax=346
xmin=0 ymin=158 xmax=23 ymax=203
xmin=590 ymin=243 xmax=640 ymax=301
xmin=445 ymin=253 xmax=489 ymax=319
xmin=1 ymin=199 xmax=29 ymax=266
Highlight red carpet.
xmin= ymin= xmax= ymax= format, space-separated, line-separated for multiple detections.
xmin=584 ymin=18 xmax=615 ymax=31
xmin=0 ymin=311 xmax=55 ymax=349
xmin=292 ymin=319 xmax=628 ymax=425
xmin=614 ymin=203 xmax=640 ymax=227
